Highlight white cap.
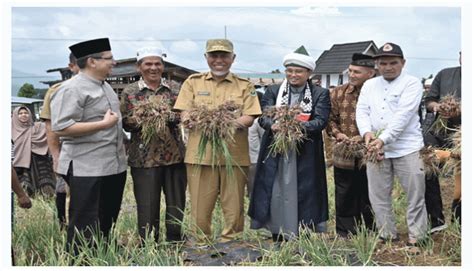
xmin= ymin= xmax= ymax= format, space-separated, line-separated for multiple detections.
xmin=136 ymin=46 xmax=165 ymax=61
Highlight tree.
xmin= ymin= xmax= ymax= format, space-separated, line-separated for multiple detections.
xmin=17 ymin=83 xmax=37 ymax=98
xmin=270 ymin=69 xmax=281 ymax=74
xmin=34 ymin=88 xmax=49 ymax=99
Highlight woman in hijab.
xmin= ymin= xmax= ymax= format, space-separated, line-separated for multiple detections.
xmin=11 ymin=106 xmax=55 ymax=197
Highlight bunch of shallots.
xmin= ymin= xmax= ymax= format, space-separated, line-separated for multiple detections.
xmin=131 ymin=95 xmax=176 ymax=145
xmin=333 ymin=135 xmax=365 ymax=161
xmin=263 ymin=105 xmax=307 ymax=158
xmin=442 ymin=127 xmax=461 ymax=175
xmin=182 ymin=101 xmax=241 ymax=176
xmin=449 ymin=127 xmax=461 ymax=159
xmin=431 ymin=95 xmax=461 ymax=134
xmin=420 ymin=146 xmax=442 ymax=177
xmin=361 ymin=129 xmax=384 ymax=166
xmin=362 ymin=144 xmax=383 ymax=165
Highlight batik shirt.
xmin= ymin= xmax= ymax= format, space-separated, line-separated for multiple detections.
xmin=327 ymin=83 xmax=361 ymax=138
xmin=120 ymin=79 xmax=184 ymax=168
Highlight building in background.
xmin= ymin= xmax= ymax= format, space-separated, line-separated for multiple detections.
xmin=237 ymin=73 xmax=286 ymax=93
xmin=313 ymin=40 xmax=378 ymax=88
xmin=40 ymin=42 xmax=382 ymax=97
xmin=42 ymin=58 xmax=198 ymax=96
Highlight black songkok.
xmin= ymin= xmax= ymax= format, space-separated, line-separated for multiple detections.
xmin=69 ymin=38 xmax=111 ymax=59
xmin=351 ymin=53 xmax=375 ymax=68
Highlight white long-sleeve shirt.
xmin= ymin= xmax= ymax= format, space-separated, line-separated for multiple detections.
xmin=356 ymin=72 xmax=424 ymax=158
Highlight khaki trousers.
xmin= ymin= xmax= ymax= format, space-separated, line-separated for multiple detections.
xmin=454 ymin=167 xmax=461 ymax=200
xmin=186 ymin=164 xmax=247 ymax=241
xmin=366 ymin=151 xmax=428 ymax=241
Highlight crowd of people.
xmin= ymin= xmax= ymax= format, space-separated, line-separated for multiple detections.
xmin=11 ymin=37 xmax=461 ymax=258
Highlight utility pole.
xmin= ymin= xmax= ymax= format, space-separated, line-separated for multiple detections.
xmin=224 ymin=25 xmax=227 ymax=39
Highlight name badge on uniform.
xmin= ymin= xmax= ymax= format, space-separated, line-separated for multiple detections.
xmin=197 ymin=91 xmax=211 ymax=96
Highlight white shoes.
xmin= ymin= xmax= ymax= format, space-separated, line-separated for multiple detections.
xmin=429 ymin=224 xmax=448 ymax=234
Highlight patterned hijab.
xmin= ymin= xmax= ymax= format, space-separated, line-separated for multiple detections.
xmin=11 ymin=106 xmax=48 ymax=168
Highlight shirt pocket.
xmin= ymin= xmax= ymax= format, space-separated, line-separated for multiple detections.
xmin=386 ymin=91 xmax=402 ymax=107
xmin=195 ymin=91 xmax=212 ymax=106
xmin=84 ymin=92 xmax=108 ymax=121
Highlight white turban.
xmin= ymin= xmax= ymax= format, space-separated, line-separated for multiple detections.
xmin=283 ymin=52 xmax=316 ymax=71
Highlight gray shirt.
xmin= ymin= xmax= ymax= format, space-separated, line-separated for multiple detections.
xmin=50 ymin=72 xmax=127 ymax=177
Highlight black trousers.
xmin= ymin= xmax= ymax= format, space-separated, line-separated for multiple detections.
xmin=131 ymin=163 xmax=187 ymax=242
xmin=66 ymin=171 xmax=126 ymax=251
xmin=56 ymin=192 xmax=67 ymax=228
xmin=423 ymin=128 xmax=448 ymax=227
xmin=334 ymin=166 xmax=374 ymax=236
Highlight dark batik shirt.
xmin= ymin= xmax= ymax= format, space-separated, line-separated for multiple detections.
xmin=120 ymin=79 xmax=184 ymax=168
xmin=327 ymin=83 xmax=362 ymax=138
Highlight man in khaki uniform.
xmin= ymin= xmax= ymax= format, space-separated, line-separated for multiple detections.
xmin=174 ymin=39 xmax=261 ymax=242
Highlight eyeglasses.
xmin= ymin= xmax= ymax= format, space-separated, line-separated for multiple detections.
xmin=285 ymin=68 xmax=308 ymax=75
xmin=93 ymin=56 xmax=114 ymax=61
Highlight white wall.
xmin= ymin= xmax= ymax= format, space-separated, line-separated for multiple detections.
xmin=320 ymin=73 xmax=348 ymax=88
xmin=330 ymin=74 xmax=339 ymax=87
xmin=320 ymin=75 xmax=328 ymax=88
xmin=342 ymin=73 xmax=349 ymax=85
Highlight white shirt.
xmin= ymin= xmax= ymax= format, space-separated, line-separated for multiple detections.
xmin=356 ymin=72 xmax=424 ymax=158
xmin=248 ymin=117 xmax=265 ymax=164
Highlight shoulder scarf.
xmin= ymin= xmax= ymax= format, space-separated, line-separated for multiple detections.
xmin=275 ymin=78 xmax=313 ymax=121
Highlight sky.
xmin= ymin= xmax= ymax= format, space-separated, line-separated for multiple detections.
xmin=9 ymin=5 xmax=462 ymax=91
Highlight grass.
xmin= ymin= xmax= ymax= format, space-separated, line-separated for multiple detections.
xmin=12 ymin=169 xmax=461 ymax=266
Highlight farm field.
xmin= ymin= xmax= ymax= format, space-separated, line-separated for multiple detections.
xmin=12 ymin=168 xmax=461 ymax=266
